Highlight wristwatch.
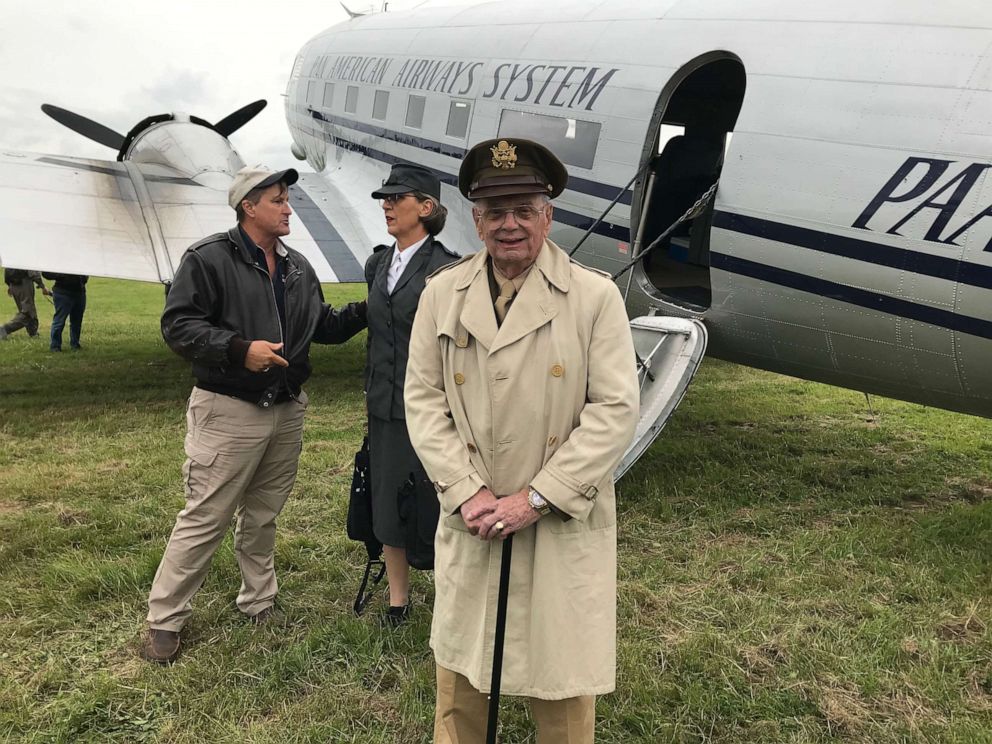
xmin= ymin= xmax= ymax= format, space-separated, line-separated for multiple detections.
xmin=527 ymin=487 xmax=551 ymax=516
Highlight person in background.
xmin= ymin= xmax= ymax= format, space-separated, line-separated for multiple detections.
xmin=1 ymin=268 xmax=50 ymax=340
xmin=43 ymin=272 xmax=88 ymax=351
xmin=364 ymin=164 xmax=459 ymax=626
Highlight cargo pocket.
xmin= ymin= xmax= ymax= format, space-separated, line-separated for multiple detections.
xmin=182 ymin=436 xmax=218 ymax=501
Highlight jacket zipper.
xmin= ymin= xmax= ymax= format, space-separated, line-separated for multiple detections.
xmin=252 ymin=262 xmax=284 ymax=350
xmin=283 ymin=262 xmax=303 ymax=400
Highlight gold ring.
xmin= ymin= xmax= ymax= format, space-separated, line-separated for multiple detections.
xmin=494 ymin=521 xmax=505 ymax=532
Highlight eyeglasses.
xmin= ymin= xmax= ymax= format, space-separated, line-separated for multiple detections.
xmin=477 ymin=204 xmax=547 ymax=225
xmin=379 ymin=193 xmax=413 ymax=206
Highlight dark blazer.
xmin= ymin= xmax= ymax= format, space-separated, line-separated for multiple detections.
xmin=365 ymin=236 xmax=459 ymax=420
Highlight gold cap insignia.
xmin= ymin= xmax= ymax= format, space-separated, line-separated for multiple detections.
xmin=490 ymin=140 xmax=517 ymax=170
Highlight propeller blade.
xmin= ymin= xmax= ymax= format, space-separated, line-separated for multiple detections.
xmin=40 ymin=104 xmax=126 ymax=151
xmin=213 ymin=100 xmax=267 ymax=137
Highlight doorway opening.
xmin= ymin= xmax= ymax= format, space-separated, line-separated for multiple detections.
xmin=632 ymin=54 xmax=746 ymax=310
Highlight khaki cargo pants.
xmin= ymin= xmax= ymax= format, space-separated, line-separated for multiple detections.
xmin=147 ymin=387 xmax=307 ymax=630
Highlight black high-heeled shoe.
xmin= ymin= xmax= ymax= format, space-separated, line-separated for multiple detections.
xmin=384 ymin=604 xmax=411 ymax=627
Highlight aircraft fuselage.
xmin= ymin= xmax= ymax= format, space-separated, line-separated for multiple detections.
xmin=284 ymin=0 xmax=992 ymax=417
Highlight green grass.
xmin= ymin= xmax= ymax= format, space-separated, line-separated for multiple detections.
xmin=1 ymin=277 xmax=990 ymax=743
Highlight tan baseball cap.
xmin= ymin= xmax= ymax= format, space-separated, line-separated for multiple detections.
xmin=228 ymin=165 xmax=299 ymax=209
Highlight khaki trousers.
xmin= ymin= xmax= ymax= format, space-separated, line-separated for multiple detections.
xmin=147 ymin=387 xmax=307 ymax=631
xmin=434 ymin=665 xmax=595 ymax=744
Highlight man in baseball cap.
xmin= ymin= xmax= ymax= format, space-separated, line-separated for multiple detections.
xmin=140 ymin=164 xmax=367 ymax=664
xmin=228 ymin=165 xmax=299 ymax=209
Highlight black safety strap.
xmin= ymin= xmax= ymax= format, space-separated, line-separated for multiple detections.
xmin=567 ymin=162 xmax=651 ymax=257
xmin=353 ymin=558 xmax=386 ymax=616
xmin=611 ymin=181 xmax=719 ymax=281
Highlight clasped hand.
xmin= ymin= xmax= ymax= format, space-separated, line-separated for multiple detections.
xmin=460 ymin=486 xmax=541 ymax=541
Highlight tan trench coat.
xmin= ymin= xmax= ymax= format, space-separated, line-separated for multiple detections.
xmin=405 ymin=239 xmax=639 ymax=699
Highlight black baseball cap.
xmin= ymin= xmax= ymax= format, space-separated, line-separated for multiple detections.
xmin=371 ymin=164 xmax=441 ymax=201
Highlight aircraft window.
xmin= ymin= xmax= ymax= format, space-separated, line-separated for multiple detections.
xmin=373 ymin=90 xmax=389 ymax=121
xmin=657 ymin=124 xmax=685 ymax=154
xmin=498 ymin=109 xmax=601 ymax=169
xmin=405 ymin=95 xmax=426 ymax=128
xmin=322 ymin=83 xmax=335 ymax=108
xmin=290 ymin=55 xmax=305 ymax=82
xmin=446 ymin=100 xmax=471 ymax=138
xmin=306 ymin=80 xmax=320 ymax=105
xmin=345 ymin=85 xmax=359 ymax=115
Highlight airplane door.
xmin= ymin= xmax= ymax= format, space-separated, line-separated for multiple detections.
xmin=632 ymin=53 xmax=746 ymax=311
xmin=615 ymin=316 xmax=707 ymax=480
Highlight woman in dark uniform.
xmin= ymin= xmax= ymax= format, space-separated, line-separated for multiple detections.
xmin=365 ymin=164 xmax=459 ymax=625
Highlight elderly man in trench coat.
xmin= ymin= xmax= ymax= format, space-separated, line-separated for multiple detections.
xmin=405 ymin=138 xmax=640 ymax=743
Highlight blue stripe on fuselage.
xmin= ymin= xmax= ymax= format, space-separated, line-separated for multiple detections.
xmin=307 ymin=108 xmax=633 ymax=206
xmin=712 ymin=211 xmax=992 ymax=290
xmin=711 ymin=210 xmax=992 ymax=339
xmin=709 ymin=251 xmax=992 ymax=340
xmin=315 ymin=124 xmax=631 ymax=242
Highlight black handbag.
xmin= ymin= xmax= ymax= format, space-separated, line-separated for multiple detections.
xmin=346 ymin=436 xmax=385 ymax=615
xmin=397 ymin=466 xmax=439 ymax=571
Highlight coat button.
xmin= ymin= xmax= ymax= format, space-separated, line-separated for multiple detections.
xmin=551 ymin=364 xmax=564 ymax=377
xmin=547 ymin=435 xmax=558 ymax=447
xmin=466 ymin=442 xmax=477 ymax=453
xmin=456 ymin=336 xmax=468 ymax=348
xmin=454 ymin=373 xmax=465 ymax=385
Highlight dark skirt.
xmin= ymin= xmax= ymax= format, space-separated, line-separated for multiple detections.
xmin=368 ymin=415 xmax=422 ymax=547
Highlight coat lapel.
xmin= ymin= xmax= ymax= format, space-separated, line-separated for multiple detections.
xmin=457 ymin=251 xmax=498 ymax=351
xmin=490 ymin=242 xmax=565 ymax=354
xmin=372 ymin=245 xmax=393 ymax=297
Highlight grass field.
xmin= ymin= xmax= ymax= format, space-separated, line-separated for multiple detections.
xmin=1 ymin=277 xmax=990 ymax=743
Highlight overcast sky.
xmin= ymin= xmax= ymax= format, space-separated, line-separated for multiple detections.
xmin=0 ymin=1 xmax=360 ymax=169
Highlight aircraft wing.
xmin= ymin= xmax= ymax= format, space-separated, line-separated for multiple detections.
xmin=289 ymin=172 xmax=371 ymax=283
xmin=0 ymin=150 xmax=369 ymax=284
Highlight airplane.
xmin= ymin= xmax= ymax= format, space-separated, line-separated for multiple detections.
xmin=2 ymin=0 xmax=990 ymax=471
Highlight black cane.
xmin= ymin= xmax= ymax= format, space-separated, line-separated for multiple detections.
xmin=486 ymin=533 xmax=514 ymax=744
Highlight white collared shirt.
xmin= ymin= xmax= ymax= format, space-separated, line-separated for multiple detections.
xmin=387 ymin=235 xmax=429 ymax=294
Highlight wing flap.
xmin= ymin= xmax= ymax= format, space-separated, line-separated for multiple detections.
xmin=0 ymin=151 xmax=159 ymax=281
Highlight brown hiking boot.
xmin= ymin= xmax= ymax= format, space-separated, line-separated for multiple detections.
xmin=139 ymin=628 xmax=180 ymax=664
xmin=248 ymin=606 xmax=283 ymax=626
